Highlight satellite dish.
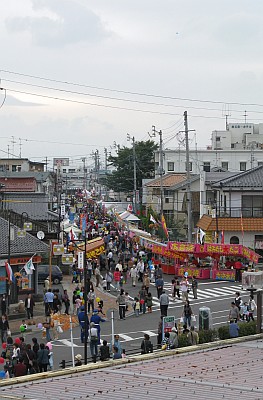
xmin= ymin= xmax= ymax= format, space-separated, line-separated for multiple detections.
xmin=37 ymin=231 xmax=45 ymax=240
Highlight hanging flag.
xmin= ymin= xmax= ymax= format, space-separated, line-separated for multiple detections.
xmin=220 ymin=230 xmax=225 ymax=244
xmin=150 ymin=214 xmax=157 ymax=224
xmin=5 ymin=262 xmax=16 ymax=284
xmin=161 ymin=214 xmax=169 ymax=239
xmin=69 ymin=228 xmax=78 ymax=242
xmin=199 ymin=228 xmax=206 ymax=244
xmin=23 ymin=257 xmax=35 ymax=275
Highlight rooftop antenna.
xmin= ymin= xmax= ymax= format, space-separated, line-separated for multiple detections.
xmin=222 ymin=104 xmax=231 ymax=130
xmin=18 ymin=138 xmax=22 ymax=158
xmin=11 ymin=135 xmax=16 ymax=155
xmin=243 ymin=110 xmax=248 ymax=124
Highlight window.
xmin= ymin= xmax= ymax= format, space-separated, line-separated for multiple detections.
xmin=68 ymin=169 xmax=76 ymax=173
xmin=203 ymin=162 xmax=210 ymax=172
xmin=240 ymin=162 xmax=246 ymax=171
xmin=258 ymin=162 xmax=263 ymax=167
xmin=216 ymin=136 xmax=221 ymax=141
xmin=230 ymin=236 xmax=239 ymax=244
xmin=167 ymin=162 xmax=174 ymax=171
xmin=221 ymin=162 xmax=228 ymax=170
xmin=185 ymin=162 xmax=192 ymax=172
xmin=12 ymin=165 xmax=17 ymax=172
xmin=62 ymin=169 xmax=67 ymax=173
xmin=165 ymin=197 xmax=170 ymax=203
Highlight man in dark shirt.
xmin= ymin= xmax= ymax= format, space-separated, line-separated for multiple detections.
xmin=13 ymin=358 xmax=27 ymax=377
xmin=100 ymin=340 xmax=110 ymax=361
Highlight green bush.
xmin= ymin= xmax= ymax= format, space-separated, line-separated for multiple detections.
xmin=238 ymin=320 xmax=257 ymax=336
xmin=178 ymin=334 xmax=189 ymax=348
xmin=198 ymin=329 xmax=218 ymax=344
xmin=218 ymin=325 xmax=230 ymax=340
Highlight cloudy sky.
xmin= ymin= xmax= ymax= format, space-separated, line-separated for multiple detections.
xmin=1 ymin=0 xmax=263 ymax=169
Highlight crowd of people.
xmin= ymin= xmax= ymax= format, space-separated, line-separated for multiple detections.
xmin=1 ymin=336 xmax=53 ymax=378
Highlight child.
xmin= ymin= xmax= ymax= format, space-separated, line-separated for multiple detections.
xmin=19 ymin=320 xmax=27 ymax=337
xmin=134 ymin=297 xmax=140 ymax=317
xmin=120 ymin=275 xmax=124 ymax=289
xmin=240 ymin=302 xmax=249 ymax=321
xmin=75 ymin=295 xmax=82 ymax=315
xmin=122 ymin=349 xmax=126 ymax=358
xmin=146 ymin=292 xmax=153 ymax=313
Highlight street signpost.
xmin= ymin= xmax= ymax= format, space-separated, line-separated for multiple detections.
xmin=162 ymin=315 xmax=175 ymax=340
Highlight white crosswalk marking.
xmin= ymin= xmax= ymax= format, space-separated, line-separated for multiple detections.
xmin=56 ymin=339 xmax=79 ymax=347
xmin=118 ymin=333 xmax=134 ymax=341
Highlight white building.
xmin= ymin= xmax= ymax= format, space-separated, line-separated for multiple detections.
xmin=155 ymin=123 xmax=263 ymax=176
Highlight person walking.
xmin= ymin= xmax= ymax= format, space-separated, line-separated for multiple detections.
xmin=25 ymin=294 xmax=35 ymax=320
xmin=44 ymin=289 xmax=54 ymax=316
xmin=37 ymin=343 xmax=49 ymax=372
xmin=94 ymin=265 xmax=100 ymax=287
xmin=62 ymin=290 xmax=70 ymax=315
xmin=229 ymin=302 xmax=240 ymax=322
xmin=182 ymin=300 xmax=193 ymax=328
xmin=155 ymin=275 xmax=164 ymax=299
xmin=180 ymin=277 xmax=189 ymax=303
xmin=159 ymin=290 xmax=169 ymax=317
xmin=0 ymin=314 xmax=9 ymax=343
xmin=191 ymin=277 xmax=198 ymax=299
xmin=105 ymin=271 xmax=113 ymax=291
xmin=247 ymin=295 xmax=257 ymax=321
xmin=130 ymin=265 xmax=137 ymax=287
xmin=116 ymin=289 xmax=126 ymax=320
xmin=113 ymin=268 xmax=121 ymax=291
xmin=139 ymin=285 xmax=147 ymax=314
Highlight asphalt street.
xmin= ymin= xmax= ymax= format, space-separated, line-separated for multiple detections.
xmin=22 ymin=277 xmax=256 ymax=370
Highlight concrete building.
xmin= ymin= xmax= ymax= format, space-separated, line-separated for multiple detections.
xmin=0 ymin=158 xmax=45 ymax=172
xmin=154 ymin=122 xmax=263 ymax=176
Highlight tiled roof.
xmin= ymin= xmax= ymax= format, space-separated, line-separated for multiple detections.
xmin=3 ymin=193 xmax=58 ymax=221
xmin=2 ymin=340 xmax=263 ymax=399
xmin=146 ymin=173 xmax=187 ymax=188
xmin=213 ymin=165 xmax=263 ymax=188
xmin=197 ymin=214 xmax=263 ymax=231
xmin=0 ymin=217 xmax=48 ymax=257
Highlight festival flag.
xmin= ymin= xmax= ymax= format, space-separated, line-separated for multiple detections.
xmin=5 ymin=261 xmax=16 ymax=284
xmin=23 ymin=257 xmax=35 ymax=275
xmin=220 ymin=230 xmax=225 ymax=244
xmin=69 ymin=228 xmax=78 ymax=242
xmin=161 ymin=214 xmax=169 ymax=239
xmin=150 ymin=214 xmax=157 ymax=224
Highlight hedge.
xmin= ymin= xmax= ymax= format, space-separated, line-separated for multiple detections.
xmin=178 ymin=321 xmax=257 ymax=347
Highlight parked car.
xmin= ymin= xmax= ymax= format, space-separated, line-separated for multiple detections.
xmin=37 ymin=265 xmax=63 ymax=285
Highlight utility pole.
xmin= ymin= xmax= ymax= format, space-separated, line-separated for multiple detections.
xmin=184 ymin=111 xmax=192 ymax=243
xmin=127 ymin=134 xmax=137 ymax=214
xmin=152 ymin=126 xmax=164 ymax=216
xmin=104 ymin=148 xmax=108 ymax=201
xmin=81 ymin=157 xmax=87 ymax=190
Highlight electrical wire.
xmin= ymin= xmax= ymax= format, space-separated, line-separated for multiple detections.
xmin=2 ymin=68 xmax=263 ymax=108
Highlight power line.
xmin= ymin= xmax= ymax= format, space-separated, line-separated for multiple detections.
xmin=2 ymin=68 xmax=263 ymax=108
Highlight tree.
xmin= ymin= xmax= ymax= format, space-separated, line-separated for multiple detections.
xmin=105 ymin=140 xmax=158 ymax=193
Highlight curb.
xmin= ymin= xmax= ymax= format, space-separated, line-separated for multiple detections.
xmin=1 ymin=332 xmax=262 ymax=388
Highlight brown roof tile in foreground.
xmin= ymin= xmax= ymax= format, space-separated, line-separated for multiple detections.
xmin=146 ymin=173 xmax=186 ymax=188
xmin=197 ymin=215 xmax=263 ymax=231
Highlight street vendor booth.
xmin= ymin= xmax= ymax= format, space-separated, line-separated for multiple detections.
xmin=168 ymin=242 xmax=259 ymax=281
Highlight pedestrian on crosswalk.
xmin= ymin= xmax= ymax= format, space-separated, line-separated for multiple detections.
xmin=180 ymin=277 xmax=189 ymax=303
xmin=155 ymin=276 xmax=164 ymax=299
xmin=159 ymin=290 xmax=169 ymax=317
xmin=191 ymin=277 xmax=198 ymax=299
xmin=116 ymin=289 xmax=126 ymax=320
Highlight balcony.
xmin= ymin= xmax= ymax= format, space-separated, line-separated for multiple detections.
xmin=217 ymin=207 xmax=263 ymax=218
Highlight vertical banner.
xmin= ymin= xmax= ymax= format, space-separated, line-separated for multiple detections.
xmin=78 ymin=251 xmax=84 ymax=269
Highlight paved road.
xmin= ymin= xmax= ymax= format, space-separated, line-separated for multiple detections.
xmin=21 ymin=278 xmax=255 ymax=370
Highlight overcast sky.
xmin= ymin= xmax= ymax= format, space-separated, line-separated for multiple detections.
xmin=1 ymin=0 xmax=263 ymax=169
